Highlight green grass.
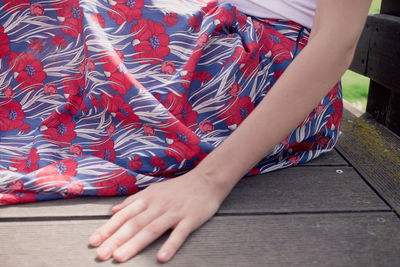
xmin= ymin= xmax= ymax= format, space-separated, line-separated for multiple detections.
xmin=341 ymin=0 xmax=381 ymax=111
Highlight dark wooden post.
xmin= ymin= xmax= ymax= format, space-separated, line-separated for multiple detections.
xmin=364 ymin=0 xmax=400 ymax=135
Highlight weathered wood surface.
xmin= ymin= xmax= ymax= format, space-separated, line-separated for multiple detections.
xmin=350 ymin=14 xmax=400 ymax=94
xmin=381 ymin=0 xmax=400 ymax=17
xmin=0 ymin=166 xmax=387 ymax=219
xmin=337 ymin=109 xmax=400 ymax=215
xmin=1 ymin=213 xmax=399 ymax=267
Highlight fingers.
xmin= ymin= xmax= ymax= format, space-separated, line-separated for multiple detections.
xmin=89 ymin=198 xmax=146 ymax=248
xmin=96 ymin=205 xmax=161 ymax=261
xmin=112 ymin=194 xmax=138 ymax=213
xmin=157 ymin=220 xmax=193 ymax=263
xmin=112 ymin=215 xmax=175 ymax=262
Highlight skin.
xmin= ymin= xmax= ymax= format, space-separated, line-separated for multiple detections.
xmin=89 ymin=0 xmax=372 ymax=263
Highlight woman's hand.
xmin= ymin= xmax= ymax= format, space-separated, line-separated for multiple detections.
xmin=88 ymin=169 xmax=230 ymax=263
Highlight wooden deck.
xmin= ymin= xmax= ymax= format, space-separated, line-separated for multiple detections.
xmin=1 ymin=109 xmax=399 ymax=266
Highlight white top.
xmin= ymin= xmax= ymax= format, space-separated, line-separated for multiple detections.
xmin=219 ymin=0 xmax=318 ymax=29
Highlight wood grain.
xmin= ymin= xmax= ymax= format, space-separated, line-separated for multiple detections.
xmin=1 ymin=213 xmax=399 ymax=267
xmin=0 ymin=167 xmax=388 ymax=219
xmin=337 ymin=109 xmax=400 ymax=214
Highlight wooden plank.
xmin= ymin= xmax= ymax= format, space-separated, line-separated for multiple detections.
xmin=381 ymin=0 xmax=400 ymax=17
xmin=387 ymin=90 xmax=400 ymax=136
xmin=337 ymin=109 xmax=400 ymax=214
xmin=0 ymin=167 xmax=389 ymax=218
xmin=366 ymin=80 xmax=391 ymax=125
xmin=366 ymin=14 xmax=400 ymax=94
xmin=1 ymin=213 xmax=399 ymax=266
xmin=349 ymin=16 xmax=372 ymax=75
xmin=302 ymin=149 xmax=348 ymax=166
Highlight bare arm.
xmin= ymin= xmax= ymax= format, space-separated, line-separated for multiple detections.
xmin=89 ymin=0 xmax=372 ymax=263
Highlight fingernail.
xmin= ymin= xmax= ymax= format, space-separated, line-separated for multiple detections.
xmin=97 ymin=246 xmax=111 ymax=260
xmin=114 ymin=248 xmax=128 ymax=262
xmin=159 ymin=250 xmax=171 ymax=262
xmin=89 ymin=234 xmax=102 ymax=247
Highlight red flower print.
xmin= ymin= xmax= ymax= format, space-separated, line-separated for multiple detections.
xmin=91 ymin=13 xmax=105 ymax=28
xmin=41 ymin=112 xmax=76 ymax=147
xmin=188 ymin=16 xmax=200 ymax=31
xmin=35 ymin=158 xmax=78 ymax=189
xmin=90 ymin=95 xmax=100 ymax=109
xmin=232 ymin=6 xmax=247 ymax=28
xmin=0 ymin=192 xmax=36 ymax=205
xmin=143 ymin=124 xmax=155 ymax=136
xmin=163 ymin=92 xmax=186 ymax=116
xmin=43 ymin=83 xmax=58 ymax=95
xmin=326 ymin=98 xmax=343 ymax=131
xmin=129 ymin=155 xmax=142 ymax=171
xmin=7 ymin=52 xmax=47 ymax=90
xmin=94 ymin=170 xmax=138 ymax=196
xmin=231 ymin=41 xmax=260 ymax=78
xmin=213 ymin=7 xmax=233 ymax=30
xmin=218 ymin=96 xmax=255 ymax=128
xmin=107 ymin=124 xmax=116 ymax=137
xmin=163 ymin=12 xmax=178 ymax=27
xmin=287 ymin=142 xmax=316 ymax=153
xmin=177 ymin=103 xmax=198 ymax=131
xmin=52 ymin=35 xmax=67 ymax=47
xmin=29 ymin=38 xmax=43 ymax=53
xmin=62 ymin=74 xmax=86 ymax=114
xmin=162 ymin=118 xmax=201 ymax=162
xmin=0 ymin=99 xmax=30 ymax=132
xmin=249 ymin=167 xmax=260 ymax=176
xmin=196 ymin=71 xmax=211 ymax=83
xmin=67 ymin=181 xmax=84 ymax=195
xmin=30 ymin=3 xmax=44 ymax=16
xmin=163 ymin=93 xmax=198 ymax=130
xmin=78 ymin=61 xmax=86 ymax=74
xmin=199 ymin=120 xmax=214 ymax=133
xmin=3 ymin=0 xmax=29 ymax=13
xmin=53 ymin=0 xmax=83 ymax=38
xmin=281 ymin=135 xmax=291 ymax=146
xmin=262 ymin=29 xmax=294 ymax=63
xmin=4 ymin=86 xmax=14 ymax=98
xmin=229 ymin=83 xmax=242 ymax=97
xmin=200 ymin=1 xmax=217 ymax=19
xmin=87 ymin=57 xmax=95 ymax=71
xmin=108 ymin=0 xmax=144 ymax=24
xmin=131 ymin=18 xmax=170 ymax=64
xmin=315 ymin=104 xmax=324 ymax=115
xmin=288 ymin=155 xmax=300 ymax=165
xmin=197 ymin=32 xmax=209 ymax=47
xmin=274 ymin=70 xmax=284 ymax=81
xmin=326 ymin=83 xmax=340 ymax=100
xmin=181 ymin=49 xmax=202 ymax=90
xmin=109 ymin=71 xmax=133 ymax=95
xmin=161 ymin=61 xmax=175 ymax=75
xmin=9 ymin=180 xmax=24 ymax=191
xmin=151 ymin=156 xmax=166 ymax=169
xmin=316 ymin=135 xmax=330 ymax=147
xmin=0 ymin=26 xmax=11 ymax=59
xmin=100 ymin=93 xmax=125 ymax=114
xmin=115 ymin=104 xmax=141 ymax=129
xmin=69 ymin=144 xmax=83 ymax=156
xmin=10 ymin=148 xmax=40 ymax=173
xmin=90 ymin=137 xmax=116 ymax=162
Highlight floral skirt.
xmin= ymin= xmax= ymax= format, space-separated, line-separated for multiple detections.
xmin=0 ymin=0 xmax=342 ymax=204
